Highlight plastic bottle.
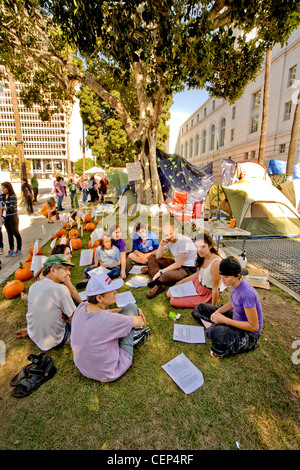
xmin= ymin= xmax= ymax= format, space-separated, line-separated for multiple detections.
xmin=238 ymin=252 xmax=247 ymax=269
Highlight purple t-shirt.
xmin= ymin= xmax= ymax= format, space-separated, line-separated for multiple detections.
xmin=230 ymin=279 xmax=263 ymax=335
xmin=113 ymin=238 xmax=126 ymax=253
xmin=71 ymin=303 xmax=135 ymax=382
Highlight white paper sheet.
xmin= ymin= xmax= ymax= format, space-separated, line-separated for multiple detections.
xmin=201 ymin=319 xmax=213 ymax=329
xmin=162 ymin=353 xmax=204 ymax=394
xmin=79 ymin=249 xmax=94 ymax=266
xmin=125 ymin=276 xmax=149 ymax=288
xmin=169 ymin=281 xmax=198 ymax=298
xmin=115 ymin=291 xmax=136 ymax=307
xmin=173 ymin=324 xmax=205 ymax=344
xmin=87 ymin=266 xmax=109 ymax=277
xmin=30 ymin=255 xmax=48 ymax=276
xmin=128 ymin=265 xmax=147 ymax=274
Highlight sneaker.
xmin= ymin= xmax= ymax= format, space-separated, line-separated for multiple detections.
xmin=146 ymin=284 xmax=165 ymax=299
xmin=5 ymin=250 xmax=13 ymax=257
xmin=12 ymin=250 xmax=22 ymax=256
xmin=210 ymin=350 xmax=223 ymax=359
xmin=133 ymin=327 xmax=152 ymax=346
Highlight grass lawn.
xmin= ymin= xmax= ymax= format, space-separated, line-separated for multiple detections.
xmin=0 ymin=214 xmax=299 ymax=451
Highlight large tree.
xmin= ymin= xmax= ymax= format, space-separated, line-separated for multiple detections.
xmin=1 ymin=1 xmax=299 ymax=203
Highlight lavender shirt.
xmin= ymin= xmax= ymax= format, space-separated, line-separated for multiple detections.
xmin=71 ymin=303 xmax=135 ymax=382
xmin=230 ymin=279 xmax=263 ymax=335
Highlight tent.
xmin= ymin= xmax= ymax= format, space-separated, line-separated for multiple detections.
xmin=156 ymin=149 xmax=236 ymax=205
xmin=278 ymin=179 xmax=300 ymax=213
xmin=205 ymin=179 xmax=300 ymax=237
xmin=85 ymin=166 xmax=106 ymax=174
xmin=268 ymin=159 xmax=300 ymax=179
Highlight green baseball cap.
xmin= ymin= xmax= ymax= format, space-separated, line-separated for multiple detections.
xmin=43 ymin=254 xmax=75 ymax=268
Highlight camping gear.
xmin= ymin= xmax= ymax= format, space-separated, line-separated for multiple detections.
xmin=205 ymin=179 xmax=300 ymax=237
xmin=268 ymin=159 xmax=300 ymax=179
xmin=278 ymin=179 xmax=300 ymax=212
xmin=10 ymin=353 xmax=57 ymax=398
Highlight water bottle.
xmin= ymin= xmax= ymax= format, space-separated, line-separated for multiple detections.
xmin=238 ymin=252 xmax=247 ymax=269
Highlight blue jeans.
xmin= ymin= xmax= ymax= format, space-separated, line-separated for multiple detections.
xmin=84 ymin=265 xmax=121 ymax=279
xmin=56 ymin=194 xmax=64 ymax=210
xmin=53 ymin=321 xmax=71 ymax=350
xmin=118 ymin=303 xmax=139 ymax=356
xmin=82 ymin=189 xmax=87 ymax=204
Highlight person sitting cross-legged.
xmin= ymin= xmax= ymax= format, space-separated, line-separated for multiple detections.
xmin=126 ymin=222 xmax=159 ymax=274
xmin=16 ymin=254 xmax=76 ymax=351
xmin=146 ymin=220 xmax=197 ymax=299
xmin=71 ymin=274 xmax=152 ymax=383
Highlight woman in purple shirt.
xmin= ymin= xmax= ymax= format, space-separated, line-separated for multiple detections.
xmin=191 ymin=257 xmax=263 ymax=358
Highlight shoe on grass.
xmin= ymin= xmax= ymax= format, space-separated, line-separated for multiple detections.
xmin=133 ymin=327 xmax=152 ymax=346
xmin=146 ymin=284 xmax=165 ymax=299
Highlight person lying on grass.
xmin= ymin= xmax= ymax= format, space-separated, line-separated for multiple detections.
xmin=71 ymin=274 xmax=152 ymax=383
xmin=16 ymin=254 xmax=76 ymax=351
xmin=191 ymin=257 xmax=263 ymax=358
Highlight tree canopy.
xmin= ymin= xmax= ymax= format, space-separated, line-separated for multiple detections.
xmin=0 ymin=0 xmax=299 ymax=202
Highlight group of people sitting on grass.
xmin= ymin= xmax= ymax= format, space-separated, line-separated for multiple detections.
xmin=16 ymin=219 xmax=263 ymax=385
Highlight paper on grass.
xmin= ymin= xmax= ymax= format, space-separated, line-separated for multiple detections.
xmin=125 ymin=276 xmax=149 ymax=288
xmin=79 ymin=249 xmax=94 ymax=266
xmin=115 ymin=291 xmax=136 ymax=307
xmin=169 ymin=281 xmax=198 ymax=298
xmin=128 ymin=265 xmax=147 ymax=275
xmin=87 ymin=266 xmax=110 ymax=277
xmin=162 ymin=353 xmax=204 ymax=394
xmin=173 ymin=324 xmax=205 ymax=344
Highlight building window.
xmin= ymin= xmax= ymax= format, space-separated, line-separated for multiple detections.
xmin=189 ymin=138 xmax=193 ymax=159
xmin=202 ymin=130 xmax=206 ymax=153
xmin=288 ymin=65 xmax=297 ymax=87
xmin=251 ymin=115 xmax=259 ymax=133
xmin=191 ymin=119 xmax=194 ymax=128
xmin=253 ymin=90 xmax=261 ymax=109
xmin=195 ymin=134 xmax=199 ymax=156
xmin=250 ymin=90 xmax=261 ymax=133
xmin=181 ymin=144 xmax=183 ymax=156
xmin=196 ymin=114 xmax=199 ymax=123
xmin=220 ymin=119 xmax=226 ymax=147
xmin=204 ymin=107 xmax=207 ymax=117
xmin=279 ymin=143 xmax=286 ymax=154
xmin=232 ymin=106 xmax=236 ymax=119
xmin=212 ymin=100 xmax=215 ymax=111
xmin=210 ymin=125 xmax=215 ymax=150
xmin=284 ymin=101 xmax=292 ymax=120
xmin=251 ymin=150 xmax=256 ymax=160
xmin=186 ymin=124 xmax=188 ymax=132
xmin=184 ymin=141 xmax=188 ymax=159
xmin=231 ymin=128 xmax=234 ymax=141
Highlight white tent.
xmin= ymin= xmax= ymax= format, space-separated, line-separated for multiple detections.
xmin=85 ymin=166 xmax=105 ymax=174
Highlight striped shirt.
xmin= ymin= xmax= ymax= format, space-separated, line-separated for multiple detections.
xmin=1 ymin=193 xmax=18 ymax=218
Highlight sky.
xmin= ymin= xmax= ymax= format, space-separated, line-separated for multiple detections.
xmin=69 ymin=87 xmax=210 ymax=161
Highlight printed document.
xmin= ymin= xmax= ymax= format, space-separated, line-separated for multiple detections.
xmin=115 ymin=291 xmax=136 ymax=307
xmin=162 ymin=353 xmax=204 ymax=394
xmin=173 ymin=324 xmax=205 ymax=344
xmin=169 ymin=281 xmax=198 ymax=298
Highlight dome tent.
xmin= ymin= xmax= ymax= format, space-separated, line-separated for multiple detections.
xmin=205 ymin=179 xmax=300 ymax=237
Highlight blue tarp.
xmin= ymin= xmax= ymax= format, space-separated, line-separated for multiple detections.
xmin=268 ymin=159 xmax=300 ymax=179
xmin=156 ymin=149 xmax=236 ymax=204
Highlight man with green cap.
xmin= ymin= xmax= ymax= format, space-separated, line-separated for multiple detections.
xmin=16 ymin=254 xmax=77 ymax=351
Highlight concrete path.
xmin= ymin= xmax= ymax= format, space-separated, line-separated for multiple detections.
xmin=0 ymin=180 xmax=86 ymax=284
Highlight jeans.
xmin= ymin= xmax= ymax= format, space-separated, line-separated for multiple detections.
xmin=70 ymin=192 xmax=78 ymax=209
xmin=52 ymin=321 xmax=71 ymax=350
xmin=118 ymin=303 xmax=139 ymax=356
xmin=191 ymin=303 xmax=260 ymax=358
xmin=84 ymin=265 xmax=121 ymax=279
xmin=82 ymin=189 xmax=87 ymax=204
xmin=4 ymin=215 xmax=22 ymax=251
xmin=56 ymin=194 xmax=64 ymax=210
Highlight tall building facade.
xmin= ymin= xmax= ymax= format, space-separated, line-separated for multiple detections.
xmin=0 ymin=68 xmax=70 ymax=176
xmin=175 ymin=27 xmax=300 ymax=170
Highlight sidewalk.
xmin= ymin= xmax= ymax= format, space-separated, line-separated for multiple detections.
xmin=0 ymin=182 xmax=84 ymax=284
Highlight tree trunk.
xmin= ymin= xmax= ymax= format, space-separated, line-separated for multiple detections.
xmin=8 ymin=72 xmax=27 ymax=179
xmin=286 ymin=90 xmax=300 ymax=180
xmin=258 ymin=49 xmax=272 ymax=166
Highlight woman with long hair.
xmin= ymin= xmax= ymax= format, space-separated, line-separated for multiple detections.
xmin=1 ymin=182 xmax=22 ymax=257
xmin=166 ymin=231 xmax=221 ymax=308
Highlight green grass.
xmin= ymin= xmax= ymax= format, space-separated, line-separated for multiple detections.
xmin=0 ymin=216 xmax=299 ymax=450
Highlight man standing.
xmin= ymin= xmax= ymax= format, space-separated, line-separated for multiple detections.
xmin=16 ymin=254 xmax=76 ymax=351
xmin=21 ymin=178 xmax=34 ymax=215
xmin=146 ymin=221 xmax=197 ymax=298
xmin=30 ymin=174 xmax=39 ymax=204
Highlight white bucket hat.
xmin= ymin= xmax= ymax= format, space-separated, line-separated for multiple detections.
xmin=86 ymin=273 xmax=124 ymax=296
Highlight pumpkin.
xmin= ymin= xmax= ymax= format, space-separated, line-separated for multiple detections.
xmin=51 ymin=235 xmax=57 ymax=240
xmin=22 ymin=261 xmax=32 ymax=270
xmin=3 ymin=280 xmax=25 ymax=299
xmin=25 ymin=255 xmax=32 ymax=262
xmin=15 ymin=262 xmax=33 ymax=282
xmin=85 ymin=223 xmax=96 ymax=232
xmin=69 ymin=229 xmax=79 ymax=239
xmin=29 ymin=246 xmax=41 ymax=256
xmin=84 ymin=214 xmax=92 ymax=223
xmin=70 ymin=238 xmax=82 ymax=250
xmin=88 ymin=240 xmax=100 ymax=249
xmin=56 ymin=228 xmax=67 ymax=238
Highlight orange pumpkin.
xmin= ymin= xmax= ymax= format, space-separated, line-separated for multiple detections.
xmin=29 ymin=246 xmax=41 ymax=256
xmin=3 ymin=280 xmax=25 ymax=299
xmin=85 ymin=223 xmax=96 ymax=232
xmin=88 ymin=240 xmax=100 ymax=249
xmin=15 ymin=262 xmax=33 ymax=282
xmin=84 ymin=214 xmax=92 ymax=223
xmin=56 ymin=228 xmax=67 ymax=238
xmin=69 ymin=229 xmax=79 ymax=239
xmin=25 ymin=255 xmax=32 ymax=262
xmin=70 ymin=238 xmax=82 ymax=250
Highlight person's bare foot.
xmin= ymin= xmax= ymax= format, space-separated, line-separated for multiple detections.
xmin=16 ymin=328 xmax=28 ymax=339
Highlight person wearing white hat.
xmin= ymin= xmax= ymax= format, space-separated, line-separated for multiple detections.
xmin=70 ymin=274 xmax=152 ymax=383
